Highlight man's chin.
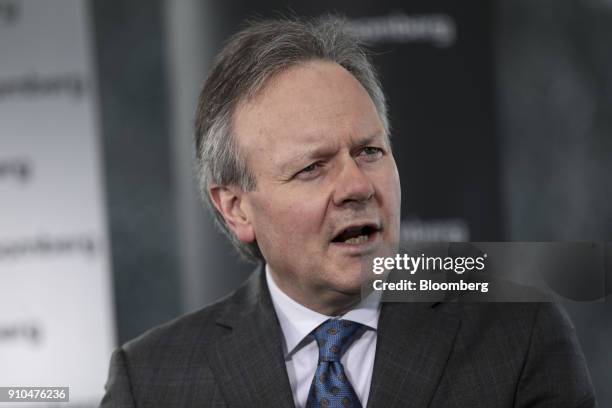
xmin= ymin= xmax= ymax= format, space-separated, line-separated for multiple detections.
xmin=323 ymin=266 xmax=367 ymax=295
xmin=331 ymin=250 xmax=372 ymax=273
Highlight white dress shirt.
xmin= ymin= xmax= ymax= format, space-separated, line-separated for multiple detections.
xmin=265 ymin=265 xmax=380 ymax=408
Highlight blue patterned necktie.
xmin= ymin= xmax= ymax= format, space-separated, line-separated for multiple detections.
xmin=306 ymin=319 xmax=363 ymax=408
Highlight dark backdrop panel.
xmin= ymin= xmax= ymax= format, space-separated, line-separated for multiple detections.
xmin=92 ymin=0 xmax=182 ymax=344
xmin=497 ymin=0 xmax=612 ymax=404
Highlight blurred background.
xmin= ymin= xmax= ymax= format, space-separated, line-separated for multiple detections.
xmin=1 ymin=0 xmax=610 ymax=406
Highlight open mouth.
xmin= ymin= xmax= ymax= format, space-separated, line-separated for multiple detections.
xmin=331 ymin=224 xmax=380 ymax=245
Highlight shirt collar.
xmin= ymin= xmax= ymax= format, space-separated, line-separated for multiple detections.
xmin=265 ymin=264 xmax=381 ymax=358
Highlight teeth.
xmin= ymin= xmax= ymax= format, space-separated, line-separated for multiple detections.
xmin=344 ymin=234 xmax=369 ymax=244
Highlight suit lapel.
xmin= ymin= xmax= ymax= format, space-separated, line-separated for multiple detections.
xmin=206 ymin=266 xmax=295 ymax=408
xmin=367 ymin=302 xmax=460 ymax=408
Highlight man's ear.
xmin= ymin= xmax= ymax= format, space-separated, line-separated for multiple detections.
xmin=209 ymin=184 xmax=255 ymax=243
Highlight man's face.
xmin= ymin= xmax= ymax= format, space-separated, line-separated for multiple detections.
xmin=233 ymin=60 xmax=401 ymax=309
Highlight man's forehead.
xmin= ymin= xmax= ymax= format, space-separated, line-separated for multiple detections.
xmin=232 ymin=61 xmax=383 ymax=150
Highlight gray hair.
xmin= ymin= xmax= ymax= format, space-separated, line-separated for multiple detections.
xmin=195 ymin=15 xmax=389 ymax=263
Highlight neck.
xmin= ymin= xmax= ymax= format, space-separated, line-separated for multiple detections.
xmin=268 ymin=266 xmax=361 ymax=316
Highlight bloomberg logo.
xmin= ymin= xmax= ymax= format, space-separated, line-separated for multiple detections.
xmin=345 ymin=13 xmax=456 ymax=47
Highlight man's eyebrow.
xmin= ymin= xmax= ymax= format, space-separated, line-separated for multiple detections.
xmin=352 ymin=132 xmax=387 ymax=148
xmin=277 ymin=145 xmax=335 ymax=174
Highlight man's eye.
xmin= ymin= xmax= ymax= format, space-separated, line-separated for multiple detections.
xmin=359 ymin=146 xmax=384 ymax=160
xmin=301 ymin=163 xmax=318 ymax=173
xmin=295 ymin=162 xmax=322 ymax=180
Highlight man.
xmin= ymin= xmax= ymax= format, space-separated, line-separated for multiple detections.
xmin=101 ymin=17 xmax=596 ymax=407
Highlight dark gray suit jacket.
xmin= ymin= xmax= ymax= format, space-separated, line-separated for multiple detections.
xmin=100 ymin=265 xmax=596 ymax=407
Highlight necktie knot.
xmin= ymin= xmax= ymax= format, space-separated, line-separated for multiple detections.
xmin=313 ymin=319 xmax=362 ymax=362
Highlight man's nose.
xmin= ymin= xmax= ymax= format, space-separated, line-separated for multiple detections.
xmin=332 ymin=158 xmax=375 ymax=207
